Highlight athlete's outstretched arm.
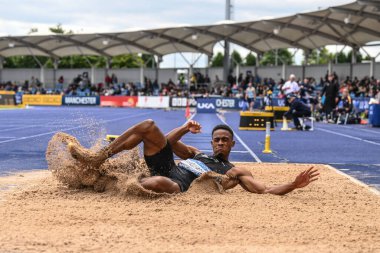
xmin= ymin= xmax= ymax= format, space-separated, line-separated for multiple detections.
xmin=166 ymin=120 xmax=201 ymax=159
xmin=223 ymin=167 xmax=319 ymax=195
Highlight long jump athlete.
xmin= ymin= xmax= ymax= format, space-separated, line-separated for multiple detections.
xmin=68 ymin=120 xmax=319 ymax=194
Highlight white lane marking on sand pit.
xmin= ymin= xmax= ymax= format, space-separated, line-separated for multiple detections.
xmin=216 ymin=113 xmax=262 ymax=163
xmin=316 ymin=127 xmax=380 ymax=147
xmin=0 ymin=111 xmax=154 ymax=144
xmin=324 ymin=164 xmax=380 ymax=196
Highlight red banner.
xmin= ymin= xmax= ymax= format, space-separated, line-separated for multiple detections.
xmin=100 ymin=96 xmax=138 ymax=107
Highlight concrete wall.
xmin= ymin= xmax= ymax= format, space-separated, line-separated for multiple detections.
xmin=1 ymin=62 xmax=379 ymax=89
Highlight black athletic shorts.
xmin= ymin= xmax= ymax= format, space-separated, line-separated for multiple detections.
xmin=144 ymin=142 xmax=197 ymax=192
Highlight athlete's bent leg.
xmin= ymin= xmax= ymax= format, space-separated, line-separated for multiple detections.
xmin=69 ymin=119 xmax=167 ymax=165
xmin=140 ymin=176 xmax=181 ymax=193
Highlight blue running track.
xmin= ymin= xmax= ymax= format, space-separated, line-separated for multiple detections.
xmin=0 ymin=107 xmax=379 ymax=190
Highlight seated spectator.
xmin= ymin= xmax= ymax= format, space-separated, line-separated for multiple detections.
xmin=334 ymin=88 xmax=353 ymax=124
xmin=281 ymin=74 xmax=300 ymax=96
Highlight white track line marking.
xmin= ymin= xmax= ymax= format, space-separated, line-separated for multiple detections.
xmin=0 ymin=111 xmax=154 ymax=144
xmin=340 ymin=125 xmax=380 ymax=134
xmin=186 ymin=112 xmax=196 ymax=122
xmin=0 ymin=125 xmax=42 ymax=133
xmin=316 ymin=127 xmax=380 ymax=146
xmin=324 ymin=164 xmax=380 ymax=196
xmin=216 ymin=113 xmax=262 ymax=163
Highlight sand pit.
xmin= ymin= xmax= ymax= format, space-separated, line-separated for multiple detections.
xmin=0 ymin=162 xmax=379 ymax=253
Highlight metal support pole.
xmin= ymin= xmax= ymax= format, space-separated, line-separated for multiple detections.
xmin=350 ymin=62 xmax=353 ymax=80
xmin=205 ymin=54 xmax=210 ymax=78
xmin=328 ymin=60 xmax=333 ymax=75
xmin=0 ymin=56 xmax=3 ymax=83
xmin=351 ymin=46 xmax=357 ymax=64
xmin=40 ymin=66 xmax=45 ymax=86
xmin=370 ymin=57 xmax=375 ymax=78
xmin=91 ymin=66 xmax=95 ymax=85
xmin=275 ymin=49 xmax=278 ymax=66
xmin=155 ymin=56 xmax=162 ymax=85
xmin=53 ymin=59 xmax=59 ymax=88
xmin=255 ymin=53 xmax=261 ymax=79
xmin=223 ymin=0 xmax=231 ymax=83
xmin=282 ymin=63 xmax=286 ymax=80
xmin=189 ymin=64 xmax=194 ymax=86
xmin=140 ymin=65 xmax=144 ymax=88
xmin=302 ymin=50 xmax=310 ymax=80
xmin=350 ymin=46 xmax=357 ymax=79
xmin=105 ymin=57 xmax=111 ymax=78
xmin=235 ymin=63 xmax=239 ymax=85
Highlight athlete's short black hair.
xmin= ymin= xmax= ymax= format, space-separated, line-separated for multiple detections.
xmin=212 ymin=124 xmax=234 ymax=138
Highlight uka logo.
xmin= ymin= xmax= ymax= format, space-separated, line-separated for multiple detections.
xmin=197 ymin=102 xmax=215 ymax=109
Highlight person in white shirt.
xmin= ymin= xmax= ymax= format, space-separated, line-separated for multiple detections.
xmin=282 ymin=74 xmax=300 ymax=95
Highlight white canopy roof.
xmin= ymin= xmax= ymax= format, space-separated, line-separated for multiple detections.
xmin=0 ymin=0 xmax=379 ymax=58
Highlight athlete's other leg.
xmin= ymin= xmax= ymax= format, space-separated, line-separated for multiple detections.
xmin=69 ymin=119 xmax=181 ymax=193
xmin=140 ymin=176 xmax=180 ymax=193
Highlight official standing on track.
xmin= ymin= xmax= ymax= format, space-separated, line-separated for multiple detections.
xmin=321 ymin=73 xmax=339 ymax=121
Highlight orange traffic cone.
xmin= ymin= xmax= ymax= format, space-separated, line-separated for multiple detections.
xmin=185 ymin=99 xmax=191 ymax=119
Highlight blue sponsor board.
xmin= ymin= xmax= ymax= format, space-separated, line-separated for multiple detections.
xmin=353 ymin=97 xmax=370 ymax=112
xmin=369 ymin=104 xmax=380 ymax=127
xmin=15 ymin=92 xmax=23 ymax=105
xmin=215 ymin=98 xmax=240 ymax=110
xmin=196 ymin=98 xmax=217 ymax=113
xmin=62 ymin=96 xmax=100 ymax=106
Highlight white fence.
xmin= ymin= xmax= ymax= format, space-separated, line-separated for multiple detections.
xmin=0 ymin=62 xmax=378 ymax=89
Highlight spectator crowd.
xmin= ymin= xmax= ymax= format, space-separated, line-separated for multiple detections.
xmin=1 ymin=69 xmax=380 ymax=122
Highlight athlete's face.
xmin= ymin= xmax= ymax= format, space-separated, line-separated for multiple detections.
xmin=211 ymin=129 xmax=235 ymax=160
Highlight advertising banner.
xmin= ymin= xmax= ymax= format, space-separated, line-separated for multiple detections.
xmin=196 ymin=98 xmax=217 ymax=113
xmin=22 ymin=95 xmax=62 ymax=106
xmin=215 ymin=98 xmax=240 ymax=110
xmin=63 ymin=96 xmax=100 ymax=106
xmin=0 ymin=92 xmax=16 ymax=106
xmin=100 ymin=96 xmax=138 ymax=107
xmin=137 ymin=96 xmax=170 ymax=108
xmin=353 ymin=97 xmax=370 ymax=111
xmin=169 ymin=97 xmax=197 ymax=108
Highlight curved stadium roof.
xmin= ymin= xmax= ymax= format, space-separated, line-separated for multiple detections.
xmin=0 ymin=0 xmax=379 ymax=58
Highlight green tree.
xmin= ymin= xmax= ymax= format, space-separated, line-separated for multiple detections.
xmin=111 ymin=54 xmax=144 ymax=68
xmin=49 ymin=23 xmax=73 ymax=34
xmin=141 ymin=54 xmax=157 ymax=68
xmin=231 ymin=50 xmax=243 ymax=67
xmin=347 ymin=50 xmax=363 ymax=63
xmin=58 ymin=55 xmax=104 ymax=68
xmin=245 ymin=52 xmax=256 ymax=66
xmin=335 ymin=51 xmax=348 ymax=63
xmin=260 ymin=49 xmax=293 ymax=66
xmin=306 ymin=47 xmax=334 ymax=65
xmin=363 ymin=55 xmax=371 ymax=61
xmin=4 ymin=56 xmax=52 ymax=68
xmin=210 ymin=52 xmax=224 ymax=67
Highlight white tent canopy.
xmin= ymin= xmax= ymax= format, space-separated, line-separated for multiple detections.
xmin=0 ymin=0 xmax=379 ymax=59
